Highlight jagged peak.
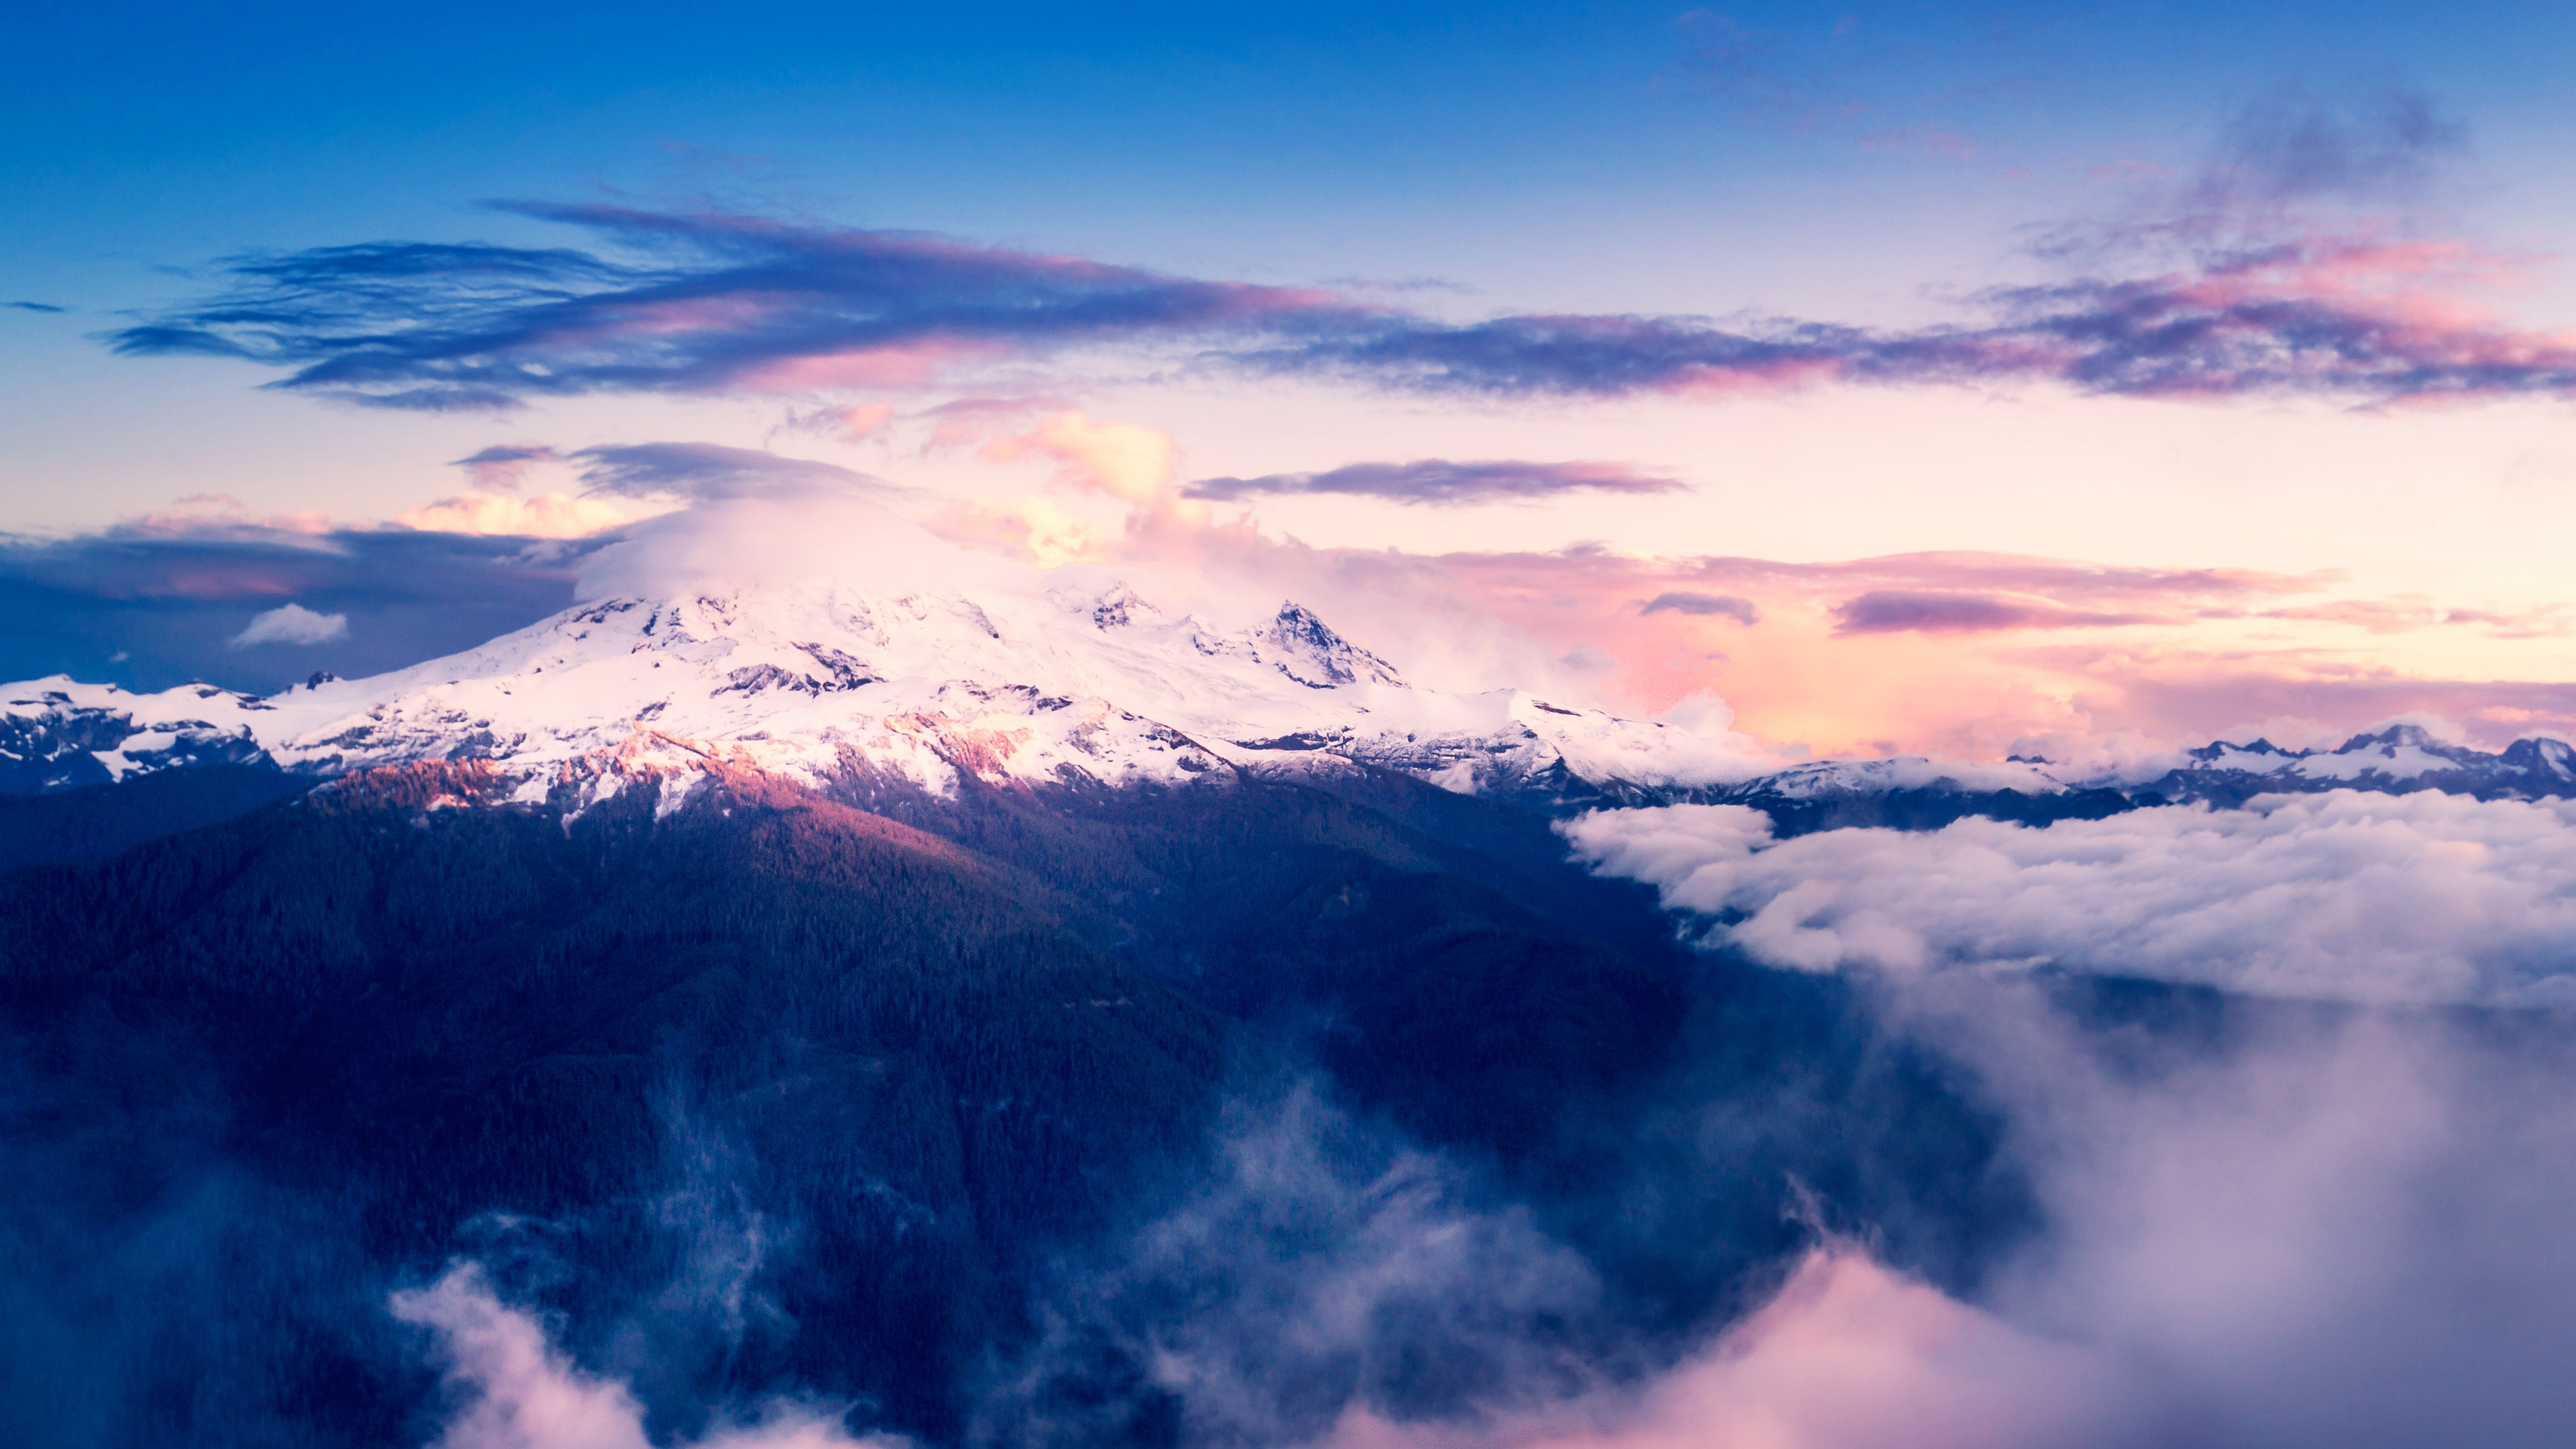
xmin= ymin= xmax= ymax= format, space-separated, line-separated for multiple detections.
xmin=1254 ymin=600 xmax=1405 ymax=690
xmin=2190 ymin=736 xmax=2299 ymax=762
xmin=1089 ymin=583 xmax=1157 ymax=630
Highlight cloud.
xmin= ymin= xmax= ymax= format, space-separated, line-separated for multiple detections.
xmin=107 ymin=203 xmax=1352 ymax=411
xmin=1185 ymin=460 xmax=1684 ymax=506
xmin=979 ymin=410 xmax=1178 ymax=502
xmin=1640 ymin=591 xmax=1760 ymax=625
xmin=396 ymin=492 xmax=637 ymax=538
xmin=228 ymin=602 xmax=350 ymax=647
xmin=452 ymin=443 xmax=563 ymax=490
xmin=115 ymin=492 xmax=335 ymax=539
xmin=107 ymin=200 xmax=2576 ymax=413
xmin=1322 ymin=1245 xmax=2110 ymax=1449
xmin=975 ymin=1086 xmax=1603 ymax=1449
xmin=2208 ymin=85 xmax=2467 ymax=206
xmin=5 ymin=301 xmax=66 ymax=313
xmin=0 ymin=523 xmax=594 ymax=692
xmin=569 ymin=442 xmax=902 ymax=502
xmin=1564 ymin=792 xmax=2576 ymax=1006
xmin=1831 ymin=590 xmax=2158 ymax=635
xmin=914 ymin=394 xmax=1077 ymax=451
xmin=575 ymin=488 xmax=1032 ymax=604
xmin=392 ymin=1263 xmax=899 ymax=1449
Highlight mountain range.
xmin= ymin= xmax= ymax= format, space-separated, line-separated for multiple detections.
xmin=7 ymin=551 xmax=2567 ymax=846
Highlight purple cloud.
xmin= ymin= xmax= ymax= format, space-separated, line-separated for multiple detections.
xmin=106 ymin=203 xmax=2576 ymax=411
xmin=449 ymin=443 xmax=563 ymax=490
xmin=1185 ymin=458 xmax=1683 ymax=506
xmin=567 ymin=441 xmax=898 ymax=500
xmin=1640 ymin=591 xmax=1761 ymax=625
xmin=1831 ymin=590 xmax=2158 ymax=635
xmin=0 ymin=525 xmax=596 ymax=693
xmin=109 ymin=203 xmax=1358 ymax=411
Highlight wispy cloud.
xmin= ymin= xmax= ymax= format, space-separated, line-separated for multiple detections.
xmin=450 ymin=443 xmax=561 ymax=490
xmin=108 ymin=195 xmax=2576 ymax=413
xmin=108 ymin=203 xmax=1353 ymax=411
xmin=568 ymin=441 xmax=900 ymax=501
xmin=2206 ymin=84 xmax=2468 ymax=209
xmin=1186 ymin=459 xmax=1683 ymax=506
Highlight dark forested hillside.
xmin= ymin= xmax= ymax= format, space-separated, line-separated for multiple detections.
xmin=0 ymin=763 xmax=310 ymax=875
xmin=0 ymin=763 xmax=2025 ymax=1448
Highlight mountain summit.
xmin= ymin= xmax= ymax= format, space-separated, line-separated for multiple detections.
xmin=0 ymin=530 xmax=1767 ymax=812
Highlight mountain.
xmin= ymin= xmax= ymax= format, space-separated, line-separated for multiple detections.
xmin=0 ymin=564 xmax=1768 ymax=822
xmin=2129 ymin=723 xmax=2576 ymax=807
xmin=1680 ymin=724 xmax=2576 ymax=838
xmin=13 ymin=553 xmax=2573 ymax=869
xmin=0 ymin=720 xmax=2019 ymax=1448
xmin=17 ymin=523 xmax=2489 ymax=1447
xmin=0 ymin=521 xmax=2035 ymax=1445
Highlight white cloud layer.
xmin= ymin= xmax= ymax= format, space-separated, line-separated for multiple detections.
xmin=229 ymin=601 xmax=349 ymax=647
xmin=1562 ymin=791 xmax=2576 ymax=1006
xmin=1436 ymin=991 xmax=2576 ymax=1448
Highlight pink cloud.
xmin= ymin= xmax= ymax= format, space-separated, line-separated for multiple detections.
xmin=741 ymin=337 xmax=1009 ymax=392
xmin=979 ymin=410 xmax=1181 ymax=502
xmin=395 ymin=492 xmax=635 ymax=538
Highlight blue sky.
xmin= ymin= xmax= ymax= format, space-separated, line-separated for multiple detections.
xmin=7 ymin=1 xmax=2576 ymax=755
xmin=13 ymin=2 xmax=2571 ymax=309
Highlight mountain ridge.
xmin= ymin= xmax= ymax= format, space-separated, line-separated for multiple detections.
xmin=10 ymin=571 xmax=2573 ymax=838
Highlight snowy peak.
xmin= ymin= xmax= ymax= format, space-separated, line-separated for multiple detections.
xmin=2502 ymin=736 xmax=2576 ymax=783
xmin=0 ymin=571 xmax=1774 ymax=809
xmin=1715 ymin=755 xmax=2071 ymax=803
xmin=2153 ymin=724 xmax=2552 ymax=797
xmin=1087 ymin=583 xmax=1157 ymax=631
xmin=1682 ymin=724 xmax=2576 ymax=840
xmin=0 ymin=679 xmax=274 ymax=792
xmin=1230 ymin=602 xmax=1407 ymax=690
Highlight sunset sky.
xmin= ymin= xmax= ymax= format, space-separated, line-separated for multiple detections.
xmin=8 ymin=0 xmax=2576 ymax=760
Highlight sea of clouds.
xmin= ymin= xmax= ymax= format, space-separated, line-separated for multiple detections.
xmin=1564 ymin=792 xmax=2576 ymax=1008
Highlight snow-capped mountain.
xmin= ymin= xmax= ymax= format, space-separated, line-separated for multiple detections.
xmin=9 ymin=496 xmax=2569 ymax=830
xmin=0 ymin=566 xmax=1768 ymax=811
xmin=2132 ymin=724 xmax=2576 ymax=806
xmin=1682 ymin=723 xmax=2576 ymax=837
xmin=0 ymin=678 xmax=276 ymax=793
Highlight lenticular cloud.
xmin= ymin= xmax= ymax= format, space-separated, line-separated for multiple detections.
xmin=1563 ymin=791 xmax=2576 ymax=1006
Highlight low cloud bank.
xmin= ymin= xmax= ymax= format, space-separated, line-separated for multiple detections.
xmin=393 ymin=1002 xmax=2576 ymax=1449
xmin=395 ymin=1265 xmax=898 ymax=1449
xmin=1564 ymin=792 xmax=2576 ymax=1006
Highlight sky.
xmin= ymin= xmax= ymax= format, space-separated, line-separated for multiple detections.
xmin=7 ymin=0 xmax=2576 ymax=759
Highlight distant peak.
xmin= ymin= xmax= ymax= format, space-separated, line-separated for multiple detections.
xmin=2190 ymin=737 xmax=2298 ymax=762
xmin=1091 ymin=583 xmax=1157 ymax=630
xmin=2337 ymin=723 xmax=2445 ymax=752
xmin=1256 ymin=602 xmax=1403 ymax=690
